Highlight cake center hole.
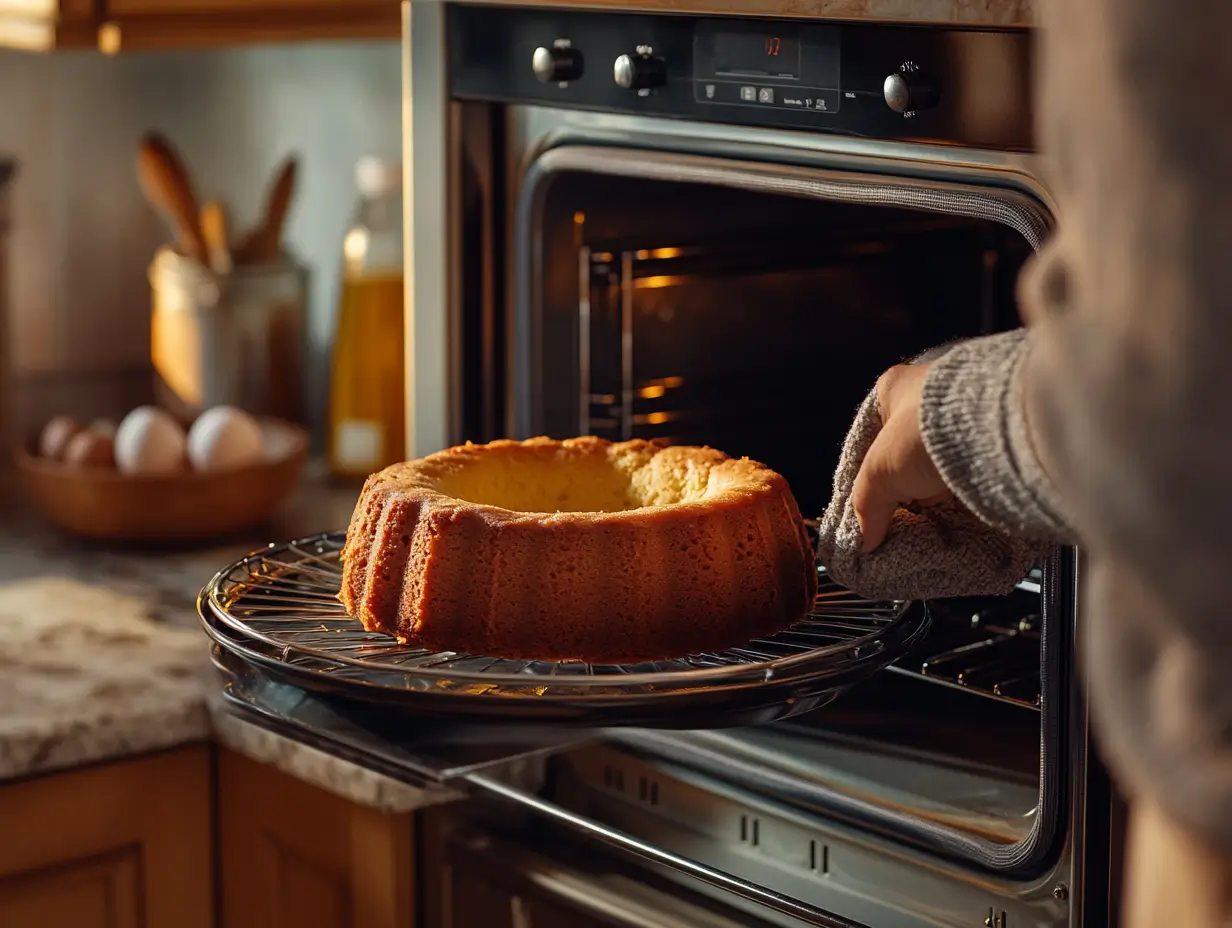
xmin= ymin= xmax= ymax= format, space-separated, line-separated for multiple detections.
xmin=431 ymin=448 xmax=717 ymax=514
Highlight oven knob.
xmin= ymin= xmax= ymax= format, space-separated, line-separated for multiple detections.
xmin=883 ymin=63 xmax=939 ymax=115
xmin=613 ymin=51 xmax=666 ymax=90
xmin=533 ymin=45 xmax=584 ymax=84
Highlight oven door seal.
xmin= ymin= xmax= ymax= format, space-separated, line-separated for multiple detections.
xmin=513 ymin=144 xmax=1067 ymax=878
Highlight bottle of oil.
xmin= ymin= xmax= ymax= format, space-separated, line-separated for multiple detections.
xmin=328 ymin=157 xmax=405 ymax=478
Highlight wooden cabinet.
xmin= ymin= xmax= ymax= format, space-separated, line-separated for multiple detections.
xmin=217 ymin=748 xmax=416 ymax=928
xmin=94 ymin=0 xmax=401 ymax=52
xmin=0 ymin=744 xmax=419 ymax=927
xmin=0 ymin=0 xmax=400 ymax=53
xmin=0 ymin=746 xmax=214 ymax=928
xmin=0 ymin=0 xmax=95 ymax=51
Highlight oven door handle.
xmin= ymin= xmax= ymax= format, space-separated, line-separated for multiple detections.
xmin=463 ymin=771 xmax=872 ymax=928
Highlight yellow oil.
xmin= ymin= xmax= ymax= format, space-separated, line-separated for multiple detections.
xmin=328 ymin=270 xmax=406 ymax=478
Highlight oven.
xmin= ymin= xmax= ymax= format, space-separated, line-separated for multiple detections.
xmin=401 ymin=4 xmax=1123 ymax=925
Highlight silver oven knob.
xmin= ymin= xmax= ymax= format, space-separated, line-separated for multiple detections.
xmin=614 ymin=52 xmax=666 ymax=90
xmin=883 ymin=63 xmax=939 ymax=115
xmin=533 ymin=45 xmax=584 ymax=83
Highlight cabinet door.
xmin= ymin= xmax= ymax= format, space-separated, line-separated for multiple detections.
xmin=218 ymin=748 xmax=416 ymax=928
xmin=0 ymin=746 xmax=214 ymax=928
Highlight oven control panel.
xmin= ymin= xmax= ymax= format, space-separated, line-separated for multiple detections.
xmin=447 ymin=6 xmax=1033 ymax=150
xmin=691 ymin=20 xmax=844 ymax=115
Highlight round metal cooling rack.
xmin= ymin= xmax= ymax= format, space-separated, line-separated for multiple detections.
xmin=200 ymin=532 xmax=931 ymax=728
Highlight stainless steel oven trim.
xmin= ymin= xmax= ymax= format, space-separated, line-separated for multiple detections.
xmin=506 ymin=105 xmax=1057 ymax=214
xmin=511 ymin=141 xmax=1052 ymax=440
xmin=405 ymin=0 xmax=453 ymax=458
xmin=405 ymin=0 xmax=1057 ymax=456
xmin=430 ymin=809 xmax=787 ymax=928
xmin=465 ymin=770 xmax=872 ymax=928
xmin=595 ymin=550 xmax=1071 ymax=879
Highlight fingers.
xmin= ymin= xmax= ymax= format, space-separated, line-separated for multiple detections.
xmin=851 ymin=433 xmax=900 ymax=553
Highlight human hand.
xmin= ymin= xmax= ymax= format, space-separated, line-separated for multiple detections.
xmin=850 ymin=363 xmax=953 ymax=552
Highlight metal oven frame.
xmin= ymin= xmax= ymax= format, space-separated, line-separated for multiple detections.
xmin=400 ymin=3 xmax=1123 ymax=924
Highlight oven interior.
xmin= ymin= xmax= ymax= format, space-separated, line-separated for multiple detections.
xmin=517 ymin=167 xmax=1067 ymax=875
xmin=534 ymin=171 xmax=1035 ymax=518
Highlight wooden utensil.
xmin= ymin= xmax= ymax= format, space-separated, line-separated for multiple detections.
xmin=234 ymin=156 xmax=299 ymax=266
xmin=136 ymin=132 xmax=207 ymax=264
xmin=200 ymin=200 xmax=232 ymax=275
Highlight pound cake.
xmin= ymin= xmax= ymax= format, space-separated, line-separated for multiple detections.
xmin=339 ymin=436 xmax=817 ymax=663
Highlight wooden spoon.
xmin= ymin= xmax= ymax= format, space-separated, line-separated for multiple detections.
xmin=200 ymin=200 xmax=232 ymax=275
xmin=136 ymin=132 xmax=207 ymax=264
xmin=233 ymin=155 xmax=299 ymax=266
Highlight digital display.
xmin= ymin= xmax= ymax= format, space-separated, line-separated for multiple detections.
xmin=713 ymin=30 xmax=801 ymax=79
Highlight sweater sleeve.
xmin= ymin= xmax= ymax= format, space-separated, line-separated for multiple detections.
xmin=998 ymin=0 xmax=1232 ymax=853
xmin=919 ymin=329 xmax=1075 ymax=544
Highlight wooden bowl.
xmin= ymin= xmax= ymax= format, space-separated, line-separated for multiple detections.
xmin=16 ymin=418 xmax=309 ymax=543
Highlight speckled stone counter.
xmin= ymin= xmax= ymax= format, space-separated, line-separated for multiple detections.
xmin=0 ymin=466 xmax=458 ymax=811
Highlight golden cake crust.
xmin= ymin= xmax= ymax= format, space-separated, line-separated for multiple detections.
xmin=339 ymin=436 xmax=817 ymax=663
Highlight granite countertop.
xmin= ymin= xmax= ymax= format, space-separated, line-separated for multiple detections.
xmin=0 ymin=464 xmax=458 ymax=813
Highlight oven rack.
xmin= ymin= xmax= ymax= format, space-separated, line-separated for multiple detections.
xmin=198 ymin=532 xmax=931 ymax=728
xmin=887 ymin=582 xmax=1045 ymax=710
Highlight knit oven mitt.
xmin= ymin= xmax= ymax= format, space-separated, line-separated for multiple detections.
xmin=815 ymin=370 xmax=1044 ymax=603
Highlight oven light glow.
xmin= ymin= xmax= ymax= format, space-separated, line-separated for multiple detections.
xmin=573 ymin=211 xmax=585 ymax=225
xmin=644 ymin=412 xmax=671 ymax=425
xmin=634 ymin=275 xmax=686 ymax=289
xmin=634 ymin=247 xmax=683 ymax=260
xmin=639 ymin=385 xmax=667 ymax=399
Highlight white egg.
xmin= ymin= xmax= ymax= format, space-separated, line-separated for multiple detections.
xmin=187 ymin=406 xmax=264 ymax=473
xmin=114 ymin=406 xmax=187 ymax=476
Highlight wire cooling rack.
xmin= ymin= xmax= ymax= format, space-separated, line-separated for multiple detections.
xmin=200 ymin=532 xmax=931 ymax=727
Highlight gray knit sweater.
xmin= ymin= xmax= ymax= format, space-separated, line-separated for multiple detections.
xmin=827 ymin=0 xmax=1232 ymax=853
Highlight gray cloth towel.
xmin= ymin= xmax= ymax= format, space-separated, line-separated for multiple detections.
xmin=816 ymin=387 xmax=1045 ymax=601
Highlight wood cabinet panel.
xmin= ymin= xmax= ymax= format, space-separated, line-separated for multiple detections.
xmin=0 ymin=746 xmax=214 ymax=928
xmin=0 ymin=849 xmax=141 ymax=928
xmin=218 ymin=748 xmax=416 ymax=928
xmin=95 ymin=0 xmax=401 ymax=50
xmin=107 ymin=0 xmax=394 ymax=12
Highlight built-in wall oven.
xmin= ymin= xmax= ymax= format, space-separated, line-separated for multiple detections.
xmin=402 ymin=4 xmax=1121 ymax=925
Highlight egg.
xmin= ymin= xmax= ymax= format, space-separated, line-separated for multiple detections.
xmin=63 ymin=426 xmax=116 ymax=469
xmin=114 ymin=406 xmax=187 ymax=476
xmin=39 ymin=415 xmax=84 ymax=460
xmin=187 ymin=406 xmax=264 ymax=473
xmin=87 ymin=418 xmax=118 ymax=440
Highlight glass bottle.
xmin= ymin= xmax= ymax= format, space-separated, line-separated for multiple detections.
xmin=328 ymin=156 xmax=405 ymax=478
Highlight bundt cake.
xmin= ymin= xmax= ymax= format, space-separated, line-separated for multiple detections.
xmin=339 ymin=436 xmax=818 ymax=663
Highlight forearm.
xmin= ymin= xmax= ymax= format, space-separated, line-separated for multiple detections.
xmin=919 ymin=329 xmax=1075 ymax=543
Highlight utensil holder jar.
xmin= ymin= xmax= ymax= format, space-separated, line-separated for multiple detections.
xmin=150 ymin=247 xmax=308 ymax=424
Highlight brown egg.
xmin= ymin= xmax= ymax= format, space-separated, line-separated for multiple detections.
xmin=88 ymin=418 xmax=118 ymax=440
xmin=63 ymin=427 xmax=117 ymax=469
xmin=39 ymin=415 xmax=84 ymax=460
